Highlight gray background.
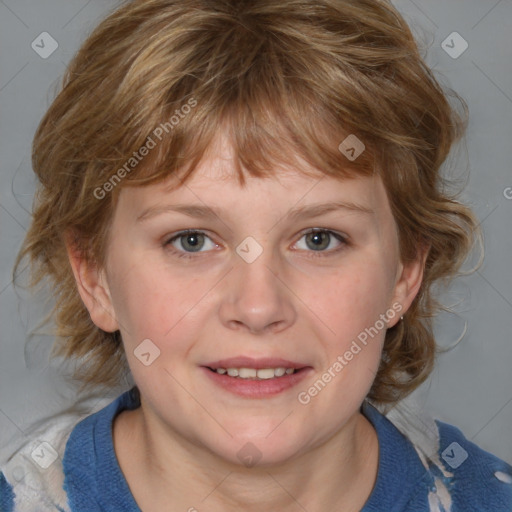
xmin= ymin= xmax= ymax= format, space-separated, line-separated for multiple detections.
xmin=0 ymin=0 xmax=511 ymax=465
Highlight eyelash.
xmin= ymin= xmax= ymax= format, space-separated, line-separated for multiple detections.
xmin=163 ymin=228 xmax=349 ymax=260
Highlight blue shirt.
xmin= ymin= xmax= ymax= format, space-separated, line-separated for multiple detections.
xmin=1 ymin=387 xmax=511 ymax=511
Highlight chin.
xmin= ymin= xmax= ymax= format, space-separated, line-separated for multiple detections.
xmin=210 ymin=430 xmax=309 ymax=469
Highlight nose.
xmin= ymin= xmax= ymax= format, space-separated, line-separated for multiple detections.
xmin=218 ymin=250 xmax=297 ymax=335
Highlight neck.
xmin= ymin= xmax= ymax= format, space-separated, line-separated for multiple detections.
xmin=114 ymin=404 xmax=378 ymax=512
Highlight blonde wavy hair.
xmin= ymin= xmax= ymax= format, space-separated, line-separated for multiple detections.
xmin=15 ymin=0 xmax=479 ymax=402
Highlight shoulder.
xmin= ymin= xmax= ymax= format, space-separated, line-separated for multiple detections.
xmin=61 ymin=387 xmax=141 ymax=511
xmin=0 ymin=393 xmax=118 ymax=512
xmin=380 ymin=400 xmax=512 ymax=511
xmin=433 ymin=419 xmax=512 ymax=511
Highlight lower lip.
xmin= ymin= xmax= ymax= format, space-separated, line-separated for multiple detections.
xmin=201 ymin=367 xmax=313 ymax=398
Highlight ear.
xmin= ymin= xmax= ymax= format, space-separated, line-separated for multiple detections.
xmin=387 ymin=244 xmax=429 ymax=328
xmin=65 ymin=233 xmax=119 ymax=333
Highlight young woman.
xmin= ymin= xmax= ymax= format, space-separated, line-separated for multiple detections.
xmin=1 ymin=1 xmax=511 ymax=510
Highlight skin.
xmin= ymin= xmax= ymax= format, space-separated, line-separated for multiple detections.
xmin=67 ymin=133 xmax=425 ymax=511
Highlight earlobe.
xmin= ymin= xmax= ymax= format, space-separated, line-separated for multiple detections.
xmin=65 ymin=235 xmax=119 ymax=333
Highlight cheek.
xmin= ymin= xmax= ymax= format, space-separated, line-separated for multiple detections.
xmin=107 ymin=255 xmax=178 ymax=339
xmin=107 ymin=255 xmax=213 ymax=362
xmin=296 ymin=263 xmax=392 ymax=408
xmin=295 ymin=254 xmax=396 ymax=401
xmin=303 ymin=255 xmax=395 ymax=339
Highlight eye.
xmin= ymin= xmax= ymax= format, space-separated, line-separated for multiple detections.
xmin=164 ymin=230 xmax=218 ymax=257
xmin=294 ymin=229 xmax=347 ymax=254
xmin=164 ymin=228 xmax=347 ymax=260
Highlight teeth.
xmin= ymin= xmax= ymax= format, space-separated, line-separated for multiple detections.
xmin=215 ymin=367 xmax=297 ymax=379
xmin=238 ymin=368 xmax=257 ymax=378
xmin=256 ymin=368 xmax=276 ymax=379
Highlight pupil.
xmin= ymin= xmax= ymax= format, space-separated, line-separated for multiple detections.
xmin=183 ymin=233 xmax=203 ymax=252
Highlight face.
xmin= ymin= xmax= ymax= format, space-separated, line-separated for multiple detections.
xmin=76 ymin=135 xmax=423 ymax=467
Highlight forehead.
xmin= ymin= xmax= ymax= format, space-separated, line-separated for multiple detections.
xmin=118 ymin=132 xmax=389 ymax=217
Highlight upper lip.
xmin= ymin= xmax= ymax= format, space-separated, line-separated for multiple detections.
xmin=204 ymin=357 xmax=309 ymax=370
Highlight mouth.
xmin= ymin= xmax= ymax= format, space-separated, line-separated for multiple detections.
xmin=201 ymin=357 xmax=312 ymax=398
xmin=206 ymin=366 xmax=299 ymax=380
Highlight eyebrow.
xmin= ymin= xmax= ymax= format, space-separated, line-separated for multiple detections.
xmin=136 ymin=200 xmax=374 ymax=223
